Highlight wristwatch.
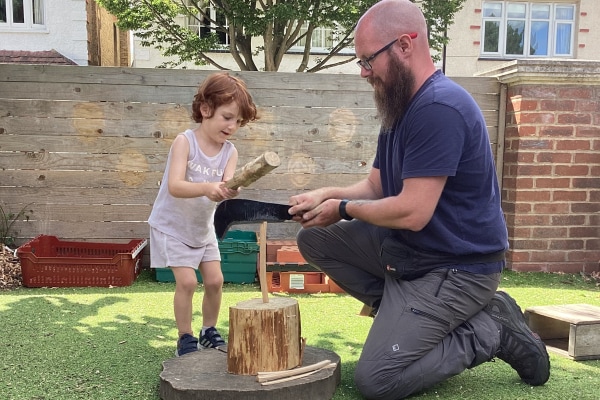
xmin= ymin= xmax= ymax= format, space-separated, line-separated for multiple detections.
xmin=339 ymin=199 xmax=354 ymax=221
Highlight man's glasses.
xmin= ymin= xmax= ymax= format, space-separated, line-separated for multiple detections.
xmin=356 ymin=33 xmax=418 ymax=71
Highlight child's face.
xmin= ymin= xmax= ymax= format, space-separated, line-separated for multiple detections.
xmin=201 ymin=101 xmax=243 ymax=142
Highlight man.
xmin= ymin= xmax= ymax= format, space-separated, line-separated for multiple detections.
xmin=288 ymin=0 xmax=550 ymax=398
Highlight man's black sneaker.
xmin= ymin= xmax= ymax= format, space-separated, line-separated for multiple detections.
xmin=176 ymin=333 xmax=198 ymax=357
xmin=485 ymin=291 xmax=550 ymax=386
xmin=199 ymin=327 xmax=227 ymax=352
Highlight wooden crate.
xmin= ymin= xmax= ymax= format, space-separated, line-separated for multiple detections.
xmin=524 ymin=304 xmax=600 ymax=361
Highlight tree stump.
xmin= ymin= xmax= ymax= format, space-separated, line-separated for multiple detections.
xmin=228 ymin=297 xmax=302 ymax=375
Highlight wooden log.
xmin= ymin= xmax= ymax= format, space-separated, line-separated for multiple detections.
xmin=225 ymin=151 xmax=280 ymax=189
xmin=228 ymin=297 xmax=302 ymax=375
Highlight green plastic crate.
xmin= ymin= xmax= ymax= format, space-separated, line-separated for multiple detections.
xmin=155 ymin=230 xmax=258 ymax=283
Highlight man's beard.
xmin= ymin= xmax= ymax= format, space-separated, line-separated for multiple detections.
xmin=371 ymin=54 xmax=416 ymax=132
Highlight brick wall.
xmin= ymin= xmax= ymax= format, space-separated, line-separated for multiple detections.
xmin=487 ymin=60 xmax=600 ymax=274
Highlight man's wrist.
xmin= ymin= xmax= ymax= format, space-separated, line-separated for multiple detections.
xmin=339 ymin=199 xmax=354 ymax=221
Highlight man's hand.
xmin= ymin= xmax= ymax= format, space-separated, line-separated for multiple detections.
xmin=289 ymin=198 xmax=342 ymax=228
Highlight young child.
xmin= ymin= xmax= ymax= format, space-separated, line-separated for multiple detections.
xmin=148 ymin=72 xmax=258 ymax=356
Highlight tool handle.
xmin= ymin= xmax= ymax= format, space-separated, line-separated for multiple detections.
xmin=225 ymin=151 xmax=280 ymax=189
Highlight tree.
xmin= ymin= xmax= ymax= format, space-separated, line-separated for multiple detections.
xmin=96 ymin=0 xmax=465 ymax=72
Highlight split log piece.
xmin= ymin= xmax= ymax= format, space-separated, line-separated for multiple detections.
xmin=257 ymin=359 xmax=333 ymax=382
xmin=225 ymin=151 xmax=280 ymax=189
xmin=259 ymin=363 xmax=337 ymax=386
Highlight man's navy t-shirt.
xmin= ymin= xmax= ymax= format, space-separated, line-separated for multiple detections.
xmin=373 ymin=70 xmax=508 ymax=274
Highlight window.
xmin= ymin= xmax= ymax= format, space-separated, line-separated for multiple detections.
xmin=0 ymin=0 xmax=45 ymax=30
xmin=292 ymin=22 xmax=354 ymax=54
xmin=185 ymin=3 xmax=229 ymax=46
xmin=481 ymin=2 xmax=575 ymax=58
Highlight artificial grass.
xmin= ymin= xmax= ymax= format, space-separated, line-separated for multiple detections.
xmin=1 ymin=269 xmax=599 ymax=399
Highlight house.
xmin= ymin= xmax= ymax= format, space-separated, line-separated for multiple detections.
xmin=1 ymin=1 xmax=598 ymax=73
xmin=445 ymin=0 xmax=600 ymax=76
xmin=129 ymin=0 xmax=600 ymax=76
xmin=0 ymin=0 xmax=128 ymax=66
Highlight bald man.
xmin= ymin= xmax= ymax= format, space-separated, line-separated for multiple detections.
xmin=289 ymin=0 xmax=550 ymax=398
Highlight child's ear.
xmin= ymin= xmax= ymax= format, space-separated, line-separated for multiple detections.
xmin=200 ymin=103 xmax=213 ymax=118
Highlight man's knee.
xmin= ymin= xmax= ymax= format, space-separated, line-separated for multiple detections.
xmin=296 ymin=228 xmax=319 ymax=262
xmin=355 ymin=361 xmax=392 ymax=400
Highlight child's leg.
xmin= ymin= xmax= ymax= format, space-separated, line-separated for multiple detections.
xmin=198 ymin=260 xmax=224 ymax=328
xmin=171 ymin=266 xmax=199 ymax=337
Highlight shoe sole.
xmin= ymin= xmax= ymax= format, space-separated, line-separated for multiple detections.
xmin=487 ymin=291 xmax=550 ymax=386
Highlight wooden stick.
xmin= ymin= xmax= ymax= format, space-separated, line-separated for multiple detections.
xmin=257 ymin=359 xmax=332 ymax=382
xmin=225 ymin=151 xmax=280 ymax=189
xmin=258 ymin=363 xmax=337 ymax=386
xmin=259 ymin=221 xmax=269 ymax=303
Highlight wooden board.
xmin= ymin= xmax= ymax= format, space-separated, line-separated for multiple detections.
xmin=525 ymin=304 xmax=600 ymax=360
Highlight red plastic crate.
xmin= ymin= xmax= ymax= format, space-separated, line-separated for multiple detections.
xmin=17 ymin=235 xmax=147 ymax=288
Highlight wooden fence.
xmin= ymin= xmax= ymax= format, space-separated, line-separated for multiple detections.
xmin=0 ymin=64 xmax=503 ymax=254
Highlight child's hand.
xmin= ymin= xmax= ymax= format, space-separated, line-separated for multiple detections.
xmin=205 ymin=182 xmax=240 ymax=202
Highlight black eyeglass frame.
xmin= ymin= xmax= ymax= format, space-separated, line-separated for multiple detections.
xmin=356 ymin=33 xmax=418 ymax=70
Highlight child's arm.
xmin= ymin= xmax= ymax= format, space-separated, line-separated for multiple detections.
xmin=222 ymin=147 xmax=238 ymax=183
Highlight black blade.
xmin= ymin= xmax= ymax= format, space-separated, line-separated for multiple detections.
xmin=214 ymin=199 xmax=293 ymax=239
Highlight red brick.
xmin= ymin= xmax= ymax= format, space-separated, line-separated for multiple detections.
xmin=568 ymin=249 xmax=600 ymax=261
xmin=532 ymin=227 xmax=569 ymax=238
xmin=513 ymin=214 xmax=551 ymax=226
xmin=509 ymin=251 xmax=531 ymax=262
xmin=572 ymin=202 xmax=600 ymax=213
xmin=570 ymin=227 xmax=600 ymax=237
xmin=557 ymin=113 xmax=592 ymax=124
xmin=511 ymin=226 xmax=532 ymax=237
xmin=535 ymin=178 xmax=570 ymax=188
xmin=516 ymin=177 xmax=534 ymax=189
xmin=554 ymin=165 xmax=590 ymax=176
xmin=540 ymin=99 xmax=575 ymax=111
xmin=512 ymin=99 xmax=539 ymax=112
xmin=536 ymin=152 xmax=572 ymax=163
xmin=553 ymin=190 xmax=587 ymax=201
xmin=557 ymin=87 xmax=594 ymax=99
xmin=549 ymin=240 xmax=585 ymax=250
xmin=575 ymin=100 xmax=599 ymax=112
xmin=515 ymin=164 xmax=552 ymax=176
xmin=573 ymin=177 xmax=600 ymax=189
xmin=529 ymin=251 xmax=566 ymax=262
xmin=515 ymin=112 xmax=555 ymax=124
xmin=576 ymin=127 xmax=599 ymax=137
xmin=533 ymin=203 xmax=570 ymax=214
xmin=517 ymin=140 xmax=553 ymax=150
xmin=511 ymin=239 xmax=548 ymax=250
xmin=540 ymin=126 xmax=574 ymax=137
xmin=556 ymin=139 xmax=592 ymax=151
xmin=545 ymin=263 xmax=588 ymax=274
xmin=518 ymin=86 xmax=557 ymax=99
xmin=514 ymin=190 xmax=552 ymax=202
xmin=276 ymin=246 xmax=306 ymax=263
xmin=575 ymin=153 xmax=599 ymax=163
xmin=551 ymin=214 xmax=587 ymax=225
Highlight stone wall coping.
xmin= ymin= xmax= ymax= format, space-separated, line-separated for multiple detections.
xmin=475 ymin=59 xmax=600 ymax=85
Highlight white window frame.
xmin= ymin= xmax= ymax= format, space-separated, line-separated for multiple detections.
xmin=0 ymin=0 xmax=46 ymax=31
xmin=291 ymin=22 xmax=354 ymax=55
xmin=184 ymin=2 xmax=229 ymax=47
xmin=481 ymin=1 xmax=575 ymax=59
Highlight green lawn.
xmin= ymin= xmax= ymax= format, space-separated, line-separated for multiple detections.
xmin=1 ymin=270 xmax=599 ymax=399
